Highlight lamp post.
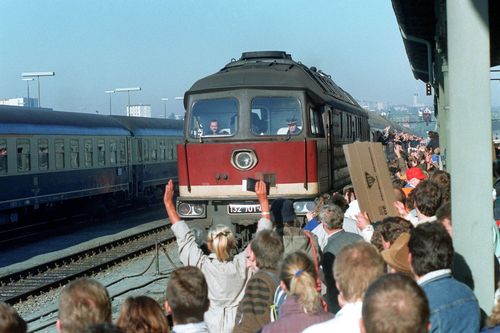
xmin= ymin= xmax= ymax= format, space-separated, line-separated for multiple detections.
xmin=114 ymin=87 xmax=141 ymax=116
xmin=22 ymin=78 xmax=34 ymax=106
xmin=105 ymin=90 xmax=115 ymax=115
xmin=161 ymin=98 xmax=169 ymax=118
xmin=21 ymin=72 xmax=55 ymax=108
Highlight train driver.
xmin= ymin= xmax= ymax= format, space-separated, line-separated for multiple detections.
xmin=287 ymin=118 xmax=301 ymax=135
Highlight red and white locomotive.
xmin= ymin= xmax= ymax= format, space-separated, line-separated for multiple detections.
xmin=176 ymin=51 xmax=370 ymax=226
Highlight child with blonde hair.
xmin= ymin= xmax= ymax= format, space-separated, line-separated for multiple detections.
xmin=261 ymin=251 xmax=333 ymax=333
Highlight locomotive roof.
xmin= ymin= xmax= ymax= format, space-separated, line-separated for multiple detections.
xmin=185 ymin=51 xmax=366 ymax=116
xmin=111 ymin=115 xmax=183 ymax=137
xmin=0 ymin=105 xmax=131 ymax=136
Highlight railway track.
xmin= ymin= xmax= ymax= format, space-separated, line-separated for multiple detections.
xmin=0 ymin=224 xmax=175 ymax=305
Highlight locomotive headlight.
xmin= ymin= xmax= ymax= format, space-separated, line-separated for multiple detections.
xmin=178 ymin=203 xmax=192 ymax=215
xmin=293 ymin=201 xmax=316 ymax=215
xmin=231 ymin=149 xmax=258 ymax=170
xmin=177 ymin=202 xmax=206 ymax=218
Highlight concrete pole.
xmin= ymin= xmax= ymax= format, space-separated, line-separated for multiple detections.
xmin=447 ymin=0 xmax=493 ymax=312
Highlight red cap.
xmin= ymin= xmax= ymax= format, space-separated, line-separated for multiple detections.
xmin=406 ymin=167 xmax=427 ymax=181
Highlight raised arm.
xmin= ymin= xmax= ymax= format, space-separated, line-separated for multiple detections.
xmin=255 ymin=180 xmax=270 ymax=217
xmin=164 ymin=179 xmax=181 ymax=224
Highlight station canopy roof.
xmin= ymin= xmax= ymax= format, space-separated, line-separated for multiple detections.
xmin=391 ymin=0 xmax=500 ymax=82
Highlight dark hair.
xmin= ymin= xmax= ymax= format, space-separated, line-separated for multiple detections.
xmin=251 ymin=230 xmax=284 ymax=270
xmin=330 ymin=193 xmax=349 ymax=212
xmin=362 ymin=273 xmax=429 ymax=333
xmin=0 ymin=301 xmax=27 ymax=333
xmin=378 ymin=217 xmax=413 ymax=245
xmin=408 ymin=222 xmax=453 ymax=276
xmin=81 ymin=324 xmax=125 ymax=333
xmin=413 ymin=180 xmax=442 ymax=217
xmin=166 ymin=266 xmax=209 ymax=324
xmin=429 ymin=170 xmax=451 ymax=203
xmin=436 ymin=202 xmax=451 ymax=225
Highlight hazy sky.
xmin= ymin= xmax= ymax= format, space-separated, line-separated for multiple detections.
xmin=1 ymin=1 xmax=499 ymax=118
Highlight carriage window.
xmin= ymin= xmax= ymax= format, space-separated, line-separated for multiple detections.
xmin=84 ymin=139 xmax=93 ymax=167
xmin=0 ymin=140 xmax=7 ymax=174
xmin=97 ymin=139 xmax=105 ymax=166
xmin=109 ymin=139 xmax=117 ymax=165
xmin=143 ymin=140 xmax=149 ymax=162
xmin=309 ymin=107 xmax=324 ymax=137
xmin=38 ymin=139 xmax=49 ymax=170
xmin=17 ymin=139 xmax=31 ymax=172
xmin=137 ymin=139 xmax=143 ymax=162
xmin=159 ymin=139 xmax=166 ymax=160
xmin=55 ymin=139 xmax=65 ymax=169
xmin=119 ymin=139 xmax=126 ymax=164
xmin=70 ymin=139 xmax=80 ymax=168
xmin=251 ymin=97 xmax=301 ymax=136
xmin=150 ymin=139 xmax=157 ymax=161
xmin=189 ymin=98 xmax=238 ymax=138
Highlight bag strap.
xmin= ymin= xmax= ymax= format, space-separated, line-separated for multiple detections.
xmin=304 ymin=230 xmax=328 ymax=312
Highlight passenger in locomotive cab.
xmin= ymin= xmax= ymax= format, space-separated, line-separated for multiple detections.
xmin=208 ymin=119 xmax=219 ymax=135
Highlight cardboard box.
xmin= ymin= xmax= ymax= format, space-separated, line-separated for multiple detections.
xmin=343 ymin=142 xmax=397 ymax=222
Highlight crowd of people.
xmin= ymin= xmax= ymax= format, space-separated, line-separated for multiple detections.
xmin=2 ymin=128 xmax=500 ymax=333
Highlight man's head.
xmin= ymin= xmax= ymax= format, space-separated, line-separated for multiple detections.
xmin=378 ymin=217 xmax=413 ymax=249
xmin=250 ymin=229 xmax=284 ymax=270
xmin=408 ymin=222 xmax=453 ymax=277
xmin=413 ymin=180 xmax=442 ymax=217
xmin=57 ymin=278 xmax=111 ymax=333
xmin=0 ymin=301 xmax=26 ymax=333
xmin=165 ymin=266 xmax=209 ymax=325
xmin=319 ymin=204 xmax=344 ymax=231
xmin=209 ymin=120 xmax=218 ymax=134
xmin=334 ymin=242 xmax=385 ymax=303
xmin=361 ymin=273 xmax=429 ymax=333
xmin=287 ymin=119 xmax=298 ymax=133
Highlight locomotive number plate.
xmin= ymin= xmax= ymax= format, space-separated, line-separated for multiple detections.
xmin=227 ymin=204 xmax=262 ymax=215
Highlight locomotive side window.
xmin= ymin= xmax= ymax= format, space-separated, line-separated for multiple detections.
xmin=119 ymin=139 xmax=126 ymax=164
xmin=17 ymin=139 xmax=31 ymax=172
xmin=109 ymin=139 xmax=117 ymax=165
xmin=55 ymin=139 xmax=65 ymax=170
xmin=84 ymin=139 xmax=93 ymax=167
xmin=331 ymin=111 xmax=342 ymax=139
xmin=70 ymin=139 xmax=80 ymax=168
xmin=189 ymin=98 xmax=238 ymax=138
xmin=38 ymin=139 xmax=49 ymax=171
xmin=251 ymin=97 xmax=301 ymax=136
xmin=97 ymin=139 xmax=105 ymax=166
xmin=0 ymin=139 xmax=7 ymax=174
xmin=309 ymin=107 xmax=324 ymax=137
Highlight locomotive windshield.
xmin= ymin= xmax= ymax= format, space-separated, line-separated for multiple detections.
xmin=188 ymin=96 xmax=302 ymax=138
xmin=189 ymin=98 xmax=239 ymax=138
xmin=251 ymin=97 xmax=302 ymax=136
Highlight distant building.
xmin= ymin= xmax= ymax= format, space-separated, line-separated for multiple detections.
xmin=0 ymin=97 xmax=37 ymax=107
xmin=127 ymin=104 xmax=151 ymax=117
